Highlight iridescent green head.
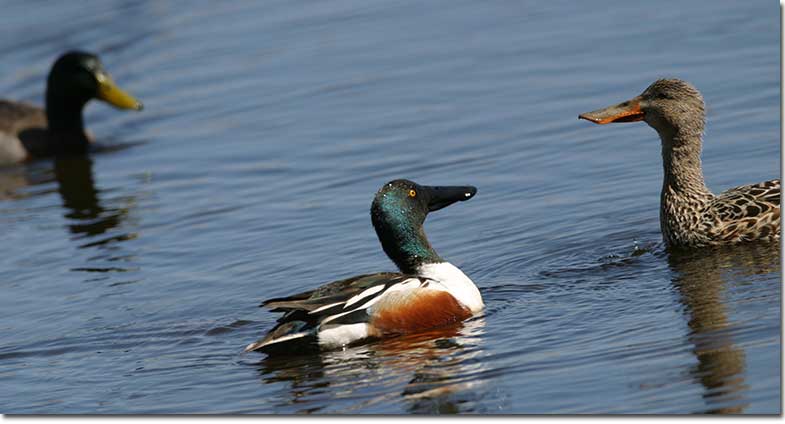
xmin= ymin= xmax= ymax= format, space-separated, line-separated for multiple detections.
xmin=46 ymin=51 xmax=143 ymax=132
xmin=370 ymin=179 xmax=477 ymax=274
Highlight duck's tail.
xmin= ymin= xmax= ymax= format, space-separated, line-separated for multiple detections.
xmin=244 ymin=320 xmax=318 ymax=354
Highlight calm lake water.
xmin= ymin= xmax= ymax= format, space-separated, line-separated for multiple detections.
xmin=0 ymin=0 xmax=780 ymax=414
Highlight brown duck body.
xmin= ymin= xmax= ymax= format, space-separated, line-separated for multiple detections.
xmin=580 ymin=79 xmax=780 ymax=247
xmin=0 ymin=100 xmax=92 ymax=163
xmin=660 ymin=177 xmax=780 ymax=246
xmin=0 ymin=101 xmax=44 ymax=163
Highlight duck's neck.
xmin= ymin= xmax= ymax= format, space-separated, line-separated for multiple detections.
xmin=377 ymin=224 xmax=443 ymax=275
xmin=46 ymin=90 xmax=90 ymax=149
xmin=659 ymin=130 xmax=713 ymax=201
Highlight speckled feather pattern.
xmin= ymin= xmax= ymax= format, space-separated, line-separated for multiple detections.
xmin=661 ymin=178 xmax=780 ymax=246
xmin=705 ymin=179 xmax=780 ymax=243
xmin=647 ymin=79 xmax=780 ymax=247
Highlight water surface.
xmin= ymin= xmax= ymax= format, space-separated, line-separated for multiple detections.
xmin=0 ymin=0 xmax=780 ymax=414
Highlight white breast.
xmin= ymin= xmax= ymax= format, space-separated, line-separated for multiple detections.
xmin=416 ymin=262 xmax=484 ymax=313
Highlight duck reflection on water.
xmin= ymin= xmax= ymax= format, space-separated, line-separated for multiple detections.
xmin=55 ymin=156 xmax=120 ymax=238
xmin=254 ymin=316 xmax=488 ymax=414
xmin=667 ymin=241 xmax=780 ymax=414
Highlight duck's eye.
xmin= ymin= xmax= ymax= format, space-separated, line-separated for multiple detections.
xmin=408 ymin=189 xmax=417 ymax=198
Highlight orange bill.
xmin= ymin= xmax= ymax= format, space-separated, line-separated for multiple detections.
xmin=578 ymin=96 xmax=644 ymax=124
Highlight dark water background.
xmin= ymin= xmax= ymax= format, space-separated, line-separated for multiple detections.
xmin=0 ymin=0 xmax=780 ymax=414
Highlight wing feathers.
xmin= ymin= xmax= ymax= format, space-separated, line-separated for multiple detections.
xmin=246 ymin=273 xmax=424 ymax=353
xmin=708 ymin=179 xmax=780 ymax=243
xmin=343 ymin=284 xmax=386 ymax=309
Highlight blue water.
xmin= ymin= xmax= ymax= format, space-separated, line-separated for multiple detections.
xmin=0 ymin=0 xmax=780 ymax=414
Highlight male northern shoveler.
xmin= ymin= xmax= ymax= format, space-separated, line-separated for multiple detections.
xmin=579 ymin=78 xmax=780 ymax=247
xmin=245 ymin=179 xmax=483 ymax=354
xmin=0 ymin=51 xmax=142 ymax=165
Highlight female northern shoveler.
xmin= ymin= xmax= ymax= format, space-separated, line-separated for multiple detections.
xmin=245 ymin=179 xmax=483 ymax=354
xmin=579 ymin=79 xmax=780 ymax=247
xmin=0 ymin=51 xmax=142 ymax=165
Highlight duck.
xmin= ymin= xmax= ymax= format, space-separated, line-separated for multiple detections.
xmin=0 ymin=51 xmax=142 ymax=165
xmin=579 ymin=78 xmax=779 ymax=247
xmin=245 ymin=179 xmax=484 ymax=354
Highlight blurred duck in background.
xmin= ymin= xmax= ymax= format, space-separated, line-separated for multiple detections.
xmin=0 ymin=51 xmax=142 ymax=165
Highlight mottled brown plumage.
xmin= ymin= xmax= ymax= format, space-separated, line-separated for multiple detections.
xmin=580 ymin=79 xmax=779 ymax=247
xmin=0 ymin=51 xmax=142 ymax=166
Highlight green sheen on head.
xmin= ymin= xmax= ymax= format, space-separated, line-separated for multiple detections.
xmin=370 ymin=179 xmax=477 ymax=274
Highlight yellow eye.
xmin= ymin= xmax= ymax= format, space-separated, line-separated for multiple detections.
xmin=408 ymin=189 xmax=417 ymax=198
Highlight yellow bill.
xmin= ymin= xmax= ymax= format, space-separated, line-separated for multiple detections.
xmin=95 ymin=72 xmax=143 ymax=111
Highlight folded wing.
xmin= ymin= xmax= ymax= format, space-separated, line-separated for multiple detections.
xmin=708 ymin=179 xmax=780 ymax=242
xmin=245 ymin=272 xmax=424 ymax=354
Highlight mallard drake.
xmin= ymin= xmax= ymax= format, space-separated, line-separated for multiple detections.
xmin=579 ymin=78 xmax=779 ymax=247
xmin=0 ymin=51 xmax=142 ymax=165
xmin=245 ymin=179 xmax=483 ymax=354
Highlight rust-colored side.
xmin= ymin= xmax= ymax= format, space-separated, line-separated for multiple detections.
xmin=370 ymin=289 xmax=471 ymax=335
